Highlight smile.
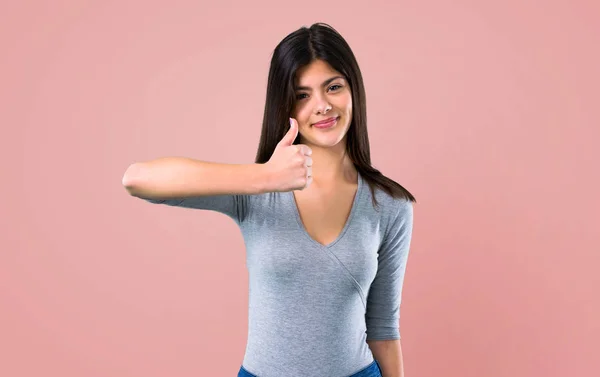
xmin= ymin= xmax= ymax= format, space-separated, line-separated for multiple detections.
xmin=312 ymin=116 xmax=339 ymax=129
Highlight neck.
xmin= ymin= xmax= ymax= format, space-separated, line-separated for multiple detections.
xmin=303 ymin=140 xmax=356 ymax=187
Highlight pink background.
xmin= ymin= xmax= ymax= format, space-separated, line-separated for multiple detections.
xmin=1 ymin=1 xmax=598 ymax=376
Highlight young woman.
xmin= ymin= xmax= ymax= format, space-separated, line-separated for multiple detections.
xmin=123 ymin=22 xmax=416 ymax=377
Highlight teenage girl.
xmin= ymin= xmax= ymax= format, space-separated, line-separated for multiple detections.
xmin=123 ymin=22 xmax=416 ymax=377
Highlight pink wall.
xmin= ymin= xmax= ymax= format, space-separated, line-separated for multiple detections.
xmin=1 ymin=1 xmax=598 ymax=376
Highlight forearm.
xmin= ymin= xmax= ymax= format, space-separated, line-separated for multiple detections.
xmin=122 ymin=157 xmax=269 ymax=198
xmin=367 ymin=339 xmax=404 ymax=377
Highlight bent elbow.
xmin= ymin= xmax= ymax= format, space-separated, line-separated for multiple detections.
xmin=122 ymin=163 xmax=143 ymax=195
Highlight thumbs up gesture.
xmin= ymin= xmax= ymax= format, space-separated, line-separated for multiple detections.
xmin=264 ymin=118 xmax=313 ymax=192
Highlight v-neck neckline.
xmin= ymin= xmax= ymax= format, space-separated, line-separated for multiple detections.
xmin=288 ymin=171 xmax=363 ymax=249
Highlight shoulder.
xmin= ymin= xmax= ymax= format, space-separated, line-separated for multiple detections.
xmin=385 ymin=197 xmax=413 ymax=235
xmin=235 ymin=190 xmax=291 ymax=219
xmin=359 ymin=182 xmax=412 ymax=242
xmin=369 ymin=186 xmax=413 ymax=231
xmin=367 ymin=182 xmax=413 ymax=217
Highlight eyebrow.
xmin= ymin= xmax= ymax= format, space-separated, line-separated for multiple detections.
xmin=294 ymin=75 xmax=345 ymax=91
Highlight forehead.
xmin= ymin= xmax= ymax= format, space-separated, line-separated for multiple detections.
xmin=294 ymin=59 xmax=343 ymax=85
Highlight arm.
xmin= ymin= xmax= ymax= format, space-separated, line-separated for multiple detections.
xmin=122 ymin=157 xmax=271 ymax=199
xmin=367 ymin=339 xmax=404 ymax=377
xmin=365 ymin=200 xmax=414 ymax=377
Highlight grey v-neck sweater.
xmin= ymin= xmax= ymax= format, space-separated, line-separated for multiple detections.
xmin=143 ymin=172 xmax=414 ymax=377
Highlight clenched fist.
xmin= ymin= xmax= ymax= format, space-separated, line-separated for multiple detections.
xmin=263 ymin=118 xmax=313 ymax=192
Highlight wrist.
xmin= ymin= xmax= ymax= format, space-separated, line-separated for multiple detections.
xmin=251 ymin=163 xmax=275 ymax=194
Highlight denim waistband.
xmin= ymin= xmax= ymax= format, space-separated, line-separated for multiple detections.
xmin=238 ymin=359 xmax=382 ymax=377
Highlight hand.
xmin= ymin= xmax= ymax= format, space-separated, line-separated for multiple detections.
xmin=263 ymin=118 xmax=313 ymax=192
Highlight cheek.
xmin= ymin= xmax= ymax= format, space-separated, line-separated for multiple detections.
xmin=344 ymin=94 xmax=353 ymax=110
xmin=297 ymin=108 xmax=312 ymax=123
xmin=334 ymin=93 xmax=352 ymax=112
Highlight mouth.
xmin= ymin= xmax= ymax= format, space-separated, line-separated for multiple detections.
xmin=312 ymin=116 xmax=339 ymax=128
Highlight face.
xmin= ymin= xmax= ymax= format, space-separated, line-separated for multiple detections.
xmin=291 ymin=59 xmax=353 ymax=148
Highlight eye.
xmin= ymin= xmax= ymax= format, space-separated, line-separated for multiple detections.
xmin=295 ymin=85 xmax=343 ymax=100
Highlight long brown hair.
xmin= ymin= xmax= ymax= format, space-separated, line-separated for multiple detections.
xmin=254 ymin=22 xmax=416 ymax=208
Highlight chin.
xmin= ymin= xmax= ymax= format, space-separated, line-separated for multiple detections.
xmin=310 ymin=133 xmax=347 ymax=148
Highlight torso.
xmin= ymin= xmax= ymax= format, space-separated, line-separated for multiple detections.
xmin=292 ymin=177 xmax=359 ymax=247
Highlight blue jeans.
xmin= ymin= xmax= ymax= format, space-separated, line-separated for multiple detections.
xmin=238 ymin=359 xmax=382 ymax=377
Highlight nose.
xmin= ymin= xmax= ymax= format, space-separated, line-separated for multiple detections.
xmin=314 ymin=93 xmax=332 ymax=115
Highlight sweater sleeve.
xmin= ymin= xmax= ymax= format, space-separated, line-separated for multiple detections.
xmin=365 ymin=199 xmax=414 ymax=341
xmin=142 ymin=194 xmax=248 ymax=224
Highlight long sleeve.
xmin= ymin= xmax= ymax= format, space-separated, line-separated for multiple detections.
xmin=365 ymin=199 xmax=414 ymax=341
xmin=142 ymin=194 xmax=249 ymax=224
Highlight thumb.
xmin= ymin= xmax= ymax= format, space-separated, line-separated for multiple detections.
xmin=279 ymin=118 xmax=298 ymax=146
